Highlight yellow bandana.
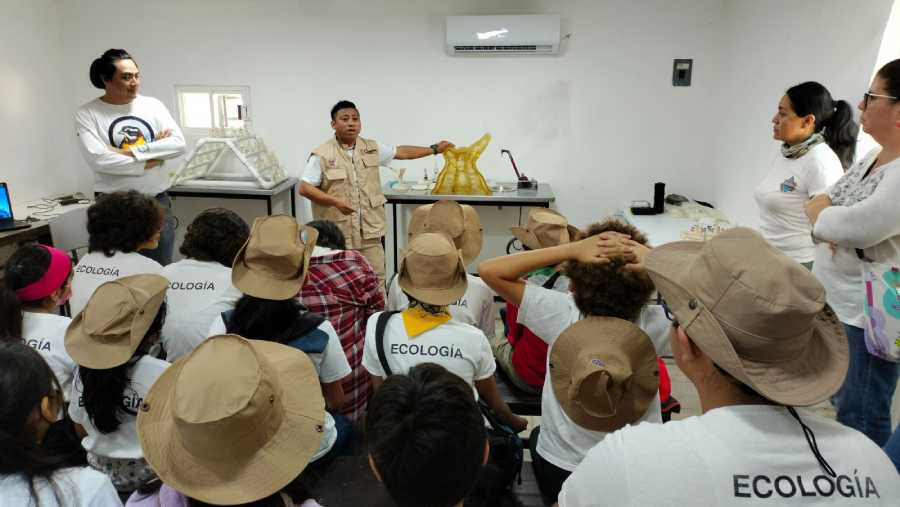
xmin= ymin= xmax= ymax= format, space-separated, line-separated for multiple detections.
xmin=402 ymin=306 xmax=451 ymax=338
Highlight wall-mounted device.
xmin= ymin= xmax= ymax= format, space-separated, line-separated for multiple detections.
xmin=672 ymin=59 xmax=693 ymax=86
xmin=446 ymin=15 xmax=561 ymax=55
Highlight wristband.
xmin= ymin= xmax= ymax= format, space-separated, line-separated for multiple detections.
xmin=430 ymin=144 xmax=439 ymax=155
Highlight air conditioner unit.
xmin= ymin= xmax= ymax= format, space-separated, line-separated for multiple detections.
xmin=446 ymin=15 xmax=561 ymax=55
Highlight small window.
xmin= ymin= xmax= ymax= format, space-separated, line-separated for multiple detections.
xmin=175 ymin=85 xmax=250 ymax=135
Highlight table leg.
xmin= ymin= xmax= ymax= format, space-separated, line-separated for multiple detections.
xmin=267 ymin=196 xmax=273 ymax=216
xmin=290 ymin=185 xmax=297 ymax=217
xmin=392 ymin=202 xmax=399 ymax=274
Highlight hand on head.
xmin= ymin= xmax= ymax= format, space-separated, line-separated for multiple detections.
xmin=571 ymin=232 xmax=649 ymax=270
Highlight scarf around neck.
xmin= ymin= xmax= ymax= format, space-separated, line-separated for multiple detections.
xmin=781 ymin=132 xmax=825 ymax=159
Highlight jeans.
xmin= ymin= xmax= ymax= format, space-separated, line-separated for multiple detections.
xmin=884 ymin=425 xmax=900 ymax=473
xmin=833 ymin=323 xmax=899 ymax=446
xmin=139 ymin=193 xmax=175 ymax=266
xmin=529 ymin=426 xmax=571 ymax=502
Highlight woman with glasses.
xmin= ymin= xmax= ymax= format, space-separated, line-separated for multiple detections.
xmin=804 ymin=59 xmax=900 ymax=470
xmin=754 ymin=82 xmax=857 ymax=269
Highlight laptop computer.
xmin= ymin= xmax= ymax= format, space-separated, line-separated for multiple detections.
xmin=0 ymin=182 xmax=32 ymax=232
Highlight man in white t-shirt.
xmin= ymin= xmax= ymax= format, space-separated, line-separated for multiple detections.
xmin=298 ymin=100 xmax=454 ymax=285
xmin=364 ymin=233 xmax=527 ymax=433
xmin=479 ymin=219 xmax=668 ymax=500
xmin=387 ymin=200 xmax=496 ymax=339
xmin=557 ymin=228 xmax=900 ymax=506
xmin=160 ymin=208 xmax=249 ymax=361
xmin=75 ymin=49 xmax=186 ymax=265
xmin=69 ymin=191 xmax=165 ymax=316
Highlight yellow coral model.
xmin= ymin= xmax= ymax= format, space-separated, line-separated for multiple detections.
xmin=431 ymin=133 xmax=493 ymax=195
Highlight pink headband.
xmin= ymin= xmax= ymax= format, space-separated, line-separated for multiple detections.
xmin=15 ymin=245 xmax=72 ymax=302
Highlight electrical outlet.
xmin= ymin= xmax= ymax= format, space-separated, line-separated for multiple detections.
xmin=673 ymin=59 xmax=692 ymax=86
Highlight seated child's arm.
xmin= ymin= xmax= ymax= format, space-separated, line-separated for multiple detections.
xmin=474 ymin=376 xmax=528 ymax=433
xmin=370 ymin=374 xmax=384 ymax=392
xmin=322 ymin=380 xmax=346 ymax=412
xmin=479 ymin=234 xmax=631 ymax=306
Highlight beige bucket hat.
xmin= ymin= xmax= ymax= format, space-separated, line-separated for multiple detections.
xmin=645 ymin=227 xmax=848 ymax=406
xmin=232 ymin=215 xmax=318 ymax=300
xmin=137 ymin=334 xmax=326 ymax=505
xmin=511 ymin=208 xmax=581 ymax=250
xmin=550 ymin=317 xmax=659 ymax=432
xmin=398 ymin=232 xmax=468 ymax=306
xmin=408 ymin=200 xmax=483 ymax=265
xmin=65 ymin=274 xmax=168 ymax=369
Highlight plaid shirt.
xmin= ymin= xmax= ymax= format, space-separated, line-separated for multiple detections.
xmin=298 ymin=249 xmax=385 ymax=423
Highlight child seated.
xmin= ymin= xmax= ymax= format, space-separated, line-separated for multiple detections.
xmin=494 ymin=208 xmax=580 ymax=394
xmin=367 ymin=362 xmax=488 ymax=507
xmin=65 ymin=274 xmax=170 ymax=494
xmin=1 ymin=244 xmax=77 ymax=397
xmin=299 ymin=219 xmax=385 ymax=425
xmin=387 ymin=201 xmax=496 ymax=339
xmin=363 ymin=232 xmax=526 ymax=433
xmin=0 ymin=342 xmax=120 ymax=506
xmin=208 ymin=215 xmax=352 ymax=463
xmin=159 ymin=208 xmax=248 ymax=360
xmin=129 ymin=334 xmax=325 ymax=507
xmin=479 ymin=219 xmax=669 ymax=500
xmin=70 ymin=191 xmax=165 ymax=316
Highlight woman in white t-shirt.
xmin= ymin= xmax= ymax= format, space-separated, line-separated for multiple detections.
xmin=1 ymin=244 xmax=77 ymax=398
xmin=211 ymin=215 xmax=352 ymax=464
xmin=160 ymin=208 xmax=249 ymax=361
xmin=0 ymin=341 xmax=121 ymax=506
xmin=66 ymin=274 xmax=170 ymax=495
xmin=805 ymin=59 xmax=900 ymax=460
xmin=755 ymin=81 xmax=857 ymax=268
xmin=70 ymin=191 xmax=165 ymax=316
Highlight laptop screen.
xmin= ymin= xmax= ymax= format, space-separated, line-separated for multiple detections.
xmin=0 ymin=183 xmax=14 ymax=220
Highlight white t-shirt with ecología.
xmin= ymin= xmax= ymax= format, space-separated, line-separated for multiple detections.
xmin=69 ymin=356 xmax=170 ymax=459
xmin=0 ymin=467 xmax=122 ymax=507
xmin=362 ymin=311 xmax=497 ymax=391
xmin=518 ymin=285 xmax=668 ymax=472
xmin=160 ymin=259 xmax=242 ymax=361
xmin=386 ymin=273 xmax=497 ymax=340
xmin=558 ymin=405 xmax=900 ymax=506
xmin=207 ymin=316 xmax=351 ymax=461
xmin=74 ymin=95 xmax=186 ymax=196
xmin=302 ymin=142 xmax=396 ymax=186
xmin=22 ymin=312 xmax=77 ymax=400
xmin=754 ymin=143 xmax=843 ymax=263
xmin=69 ymin=251 xmax=163 ymax=317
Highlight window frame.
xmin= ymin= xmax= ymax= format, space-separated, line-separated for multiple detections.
xmin=173 ymin=85 xmax=251 ymax=136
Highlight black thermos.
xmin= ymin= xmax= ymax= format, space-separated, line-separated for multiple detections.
xmin=653 ymin=182 xmax=665 ymax=214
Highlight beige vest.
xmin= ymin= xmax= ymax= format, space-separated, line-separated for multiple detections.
xmin=311 ymin=136 xmax=387 ymax=248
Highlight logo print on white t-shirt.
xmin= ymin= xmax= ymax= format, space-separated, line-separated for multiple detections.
xmin=780 ymin=176 xmax=798 ymax=193
xmin=108 ymin=116 xmax=154 ymax=150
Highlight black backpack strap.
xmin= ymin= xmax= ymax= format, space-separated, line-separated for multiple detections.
xmin=541 ymin=271 xmax=562 ymax=289
xmin=375 ymin=311 xmax=401 ymax=377
xmin=220 ymin=309 xmax=235 ymax=330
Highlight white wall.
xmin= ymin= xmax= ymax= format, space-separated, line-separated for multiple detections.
xmin=710 ymin=0 xmax=894 ymax=227
xmin=0 ymin=0 xmax=74 ymax=204
xmin=2 ymin=0 xmax=894 ymax=270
